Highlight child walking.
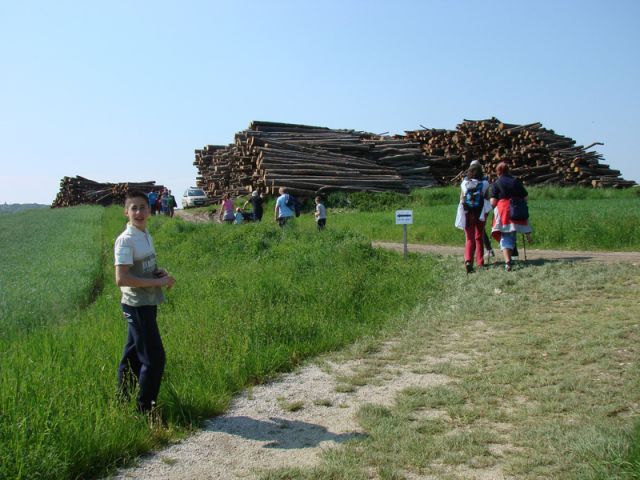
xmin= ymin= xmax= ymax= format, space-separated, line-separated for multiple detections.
xmin=314 ymin=195 xmax=326 ymax=231
xmin=114 ymin=190 xmax=176 ymax=413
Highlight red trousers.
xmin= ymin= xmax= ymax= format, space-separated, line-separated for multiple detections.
xmin=464 ymin=212 xmax=485 ymax=266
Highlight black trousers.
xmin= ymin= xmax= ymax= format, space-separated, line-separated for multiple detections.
xmin=118 ymin=304 xmax=165 ymax=412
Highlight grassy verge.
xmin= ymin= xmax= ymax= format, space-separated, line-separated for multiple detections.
xmin=0 ymin=207 xmax=446 ymax=480
xmin=325 ymin=186 xmax=640 ymax=251
xmin=261 ymin=259 xmax=640 ymax=479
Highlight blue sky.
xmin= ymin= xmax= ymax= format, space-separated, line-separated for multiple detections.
xmin=1 ymin=0 xmax=638 ymax=204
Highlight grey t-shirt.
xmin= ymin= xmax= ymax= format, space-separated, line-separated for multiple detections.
xmin=114 ymin=224 xmax=164 ymax=306
xmin=315 ymin=203 xmax=326 ymax=220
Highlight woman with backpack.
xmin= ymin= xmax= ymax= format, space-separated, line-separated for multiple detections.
xmin=490 ymin=162 xmax=532 ymax=272
xmin=458 ymin=162 xmax=491 ymax=274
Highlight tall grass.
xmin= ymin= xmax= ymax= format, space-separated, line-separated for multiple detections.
xmin=0 ymin=206 xmax=104 ymax=337
xmin=0 ymin=207 xmax=444 ymax=480
xmin=326 ymin=186 xmax=640 ymax=251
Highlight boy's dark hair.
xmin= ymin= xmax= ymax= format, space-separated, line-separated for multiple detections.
xmin=125 ymin=190 xmax=150 ymax=207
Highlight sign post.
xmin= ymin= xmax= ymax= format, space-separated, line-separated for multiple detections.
xmin=395 ymin=210 xmax=413 ymax=259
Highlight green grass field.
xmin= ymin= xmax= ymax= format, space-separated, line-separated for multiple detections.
xmin=0 ymin=205 xmax=443 ymax=480
xmin=1 ymin=187 xmax=639 ymax=479
xmin=323 ymin=186 xmax=640 ymax=251
xmin=0 ymin=206 xmax=104 ymax=337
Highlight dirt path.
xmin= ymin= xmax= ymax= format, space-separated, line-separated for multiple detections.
xmin=374 ymin=241 xmax=640 ymax=265
xmin=113 ymin=340 xmax=460 ymax=480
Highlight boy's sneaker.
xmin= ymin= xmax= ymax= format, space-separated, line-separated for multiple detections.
xmin=465 ymin=261 xmax=474 ymax=274
xmin=504 ymin=262 xmax=512 ymax=272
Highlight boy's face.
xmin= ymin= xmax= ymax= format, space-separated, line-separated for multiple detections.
xmin=124 ymin=196 xmax=150 ymax=230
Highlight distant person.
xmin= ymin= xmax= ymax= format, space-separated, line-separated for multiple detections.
xmin=274 ymin=187 xmax=294 ymax=227
xmin=147 ymin=190 xmax=157 ymax=216
xmin=114 ymin=190 xmax=176 ymax=413
xmin=154 ymin=192 xmax=162 ymax=216
xmin=490 ymin=162 xmax=532 ymax=272
xmin=234 ymin=207 xmax=244 ymax=224
xmin=459 ymin=163 xmax=490 ymax=273
xmin=220 ymin=194 xmax=235 ymax=224
xmin=166 ymin=190 xmax=177 ymax=218
xmin=160 ymin=190 xmax=169 ymax=216
xmin=314 ymin=195 xmax=326 ymax=231
xmin=243 ymin=190 xmax=264 ymax=222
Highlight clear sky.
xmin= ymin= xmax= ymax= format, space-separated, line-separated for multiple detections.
xmin=1 ymin=0 xmax=638 ymax=205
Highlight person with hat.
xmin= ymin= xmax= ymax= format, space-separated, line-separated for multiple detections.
xmin=243 ymin=190 xmax=264 ymax=222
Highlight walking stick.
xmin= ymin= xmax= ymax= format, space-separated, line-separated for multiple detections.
xmin=522 ymin=234 xmax=527 ymax=262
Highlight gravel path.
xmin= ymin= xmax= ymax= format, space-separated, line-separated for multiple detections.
xmin=112 ymin=342 xmax=454 ymax=480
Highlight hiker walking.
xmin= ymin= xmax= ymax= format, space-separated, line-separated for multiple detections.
xmin=219 ymin=194 xmax=235 ymax=224
xmin=274 ymin=187 xmax=295 ymax=227
xmin=457 ymin=162 xmax=490 ymax=273
xmin=166 ymin=190 xmax=177 ymax=218
xmin=243 ymin=190 xmax=264 ymax=222
xmin=490 ymin=162 xmax=532 ymax=272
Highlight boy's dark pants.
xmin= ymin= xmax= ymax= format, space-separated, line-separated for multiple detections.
xmin=118 ymin=304 xmax=165 ymax=412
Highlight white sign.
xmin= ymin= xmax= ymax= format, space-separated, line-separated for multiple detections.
xmin=395 ymin=210 xmax=413 ymax=225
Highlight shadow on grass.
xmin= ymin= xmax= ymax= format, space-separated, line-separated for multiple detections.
xmin=480 ymin=258 xmax=568 ymax=270
xmin=204 ymin=416 xmax=366 ymax=449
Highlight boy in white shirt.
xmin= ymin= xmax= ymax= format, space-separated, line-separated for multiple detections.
xmin=114 ymin=190 xmax=176 ymax=413
xmin=314 ymin=195 xmax=326 ymax=231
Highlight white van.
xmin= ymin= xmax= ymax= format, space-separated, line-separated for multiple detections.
xmin=182 ymin=188 xmax=208 ymax=209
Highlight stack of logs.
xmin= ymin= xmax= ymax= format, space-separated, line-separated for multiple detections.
xmin=52 ymin=176 xmax=164 ymax=207
xmin=406 ymin=118 xmax=635 ymax=188
xmin=194 ymin=121 xmax=439 ymax=200
xmin=194 ymin=119 xmax=634 ymax=202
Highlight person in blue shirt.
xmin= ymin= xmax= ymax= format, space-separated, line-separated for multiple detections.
xmin=147 ymin=190 xmax=157 ymax=215
xmin=274 ymin=187 xmax=294 ymax=227
xmin=234 ymin=207 xmax=244 ymax=224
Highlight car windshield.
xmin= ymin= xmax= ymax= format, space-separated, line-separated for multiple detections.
xmin=188 ymin=189 xmax=205 ymax=196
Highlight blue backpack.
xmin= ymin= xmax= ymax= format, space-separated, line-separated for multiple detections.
xmin=285 ymin=194 xmax=301 ymax=217
xmin=463 ymin=183 xmax=484 ymax=214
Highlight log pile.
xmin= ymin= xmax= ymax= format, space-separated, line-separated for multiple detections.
xmin=52 ymin=176 xmax=165 ymax=207
xmin=406 ymin=118 xmax=635 ymax=188
xmin=194 ymin=118 xmax=634 ymax=201
xmin=194 ymin=121 xmax=439 ymax=200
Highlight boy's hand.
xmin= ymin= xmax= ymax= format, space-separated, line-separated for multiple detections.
xmin=153 ymin=268 xmax=168 ymax=278
xmin=163 ymin=275 xmax=176 ymax=289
